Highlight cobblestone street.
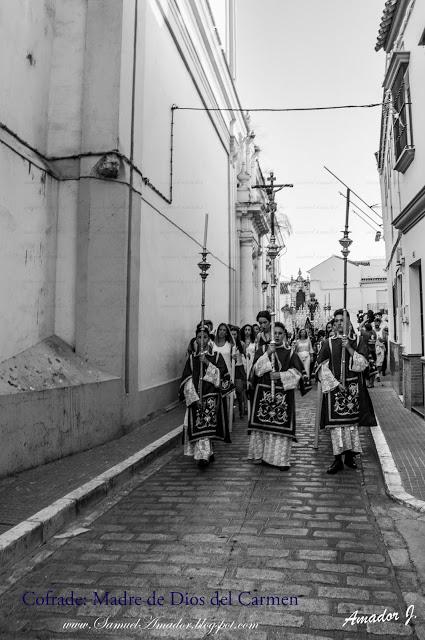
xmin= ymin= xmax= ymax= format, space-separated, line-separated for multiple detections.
xmin=0 ymin=389 xmax=423 ymax=639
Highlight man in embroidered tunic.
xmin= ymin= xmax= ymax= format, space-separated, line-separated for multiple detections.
xmin=316 ymin=309 xmax=377 ymax=474
xmin=179 ymin=327 xmax=232 ymax=468
xmin=247 ymin=322 xmax=306 ymax=470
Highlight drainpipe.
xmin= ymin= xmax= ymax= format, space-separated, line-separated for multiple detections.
xmin=125 ymin=0 xmax=138 ymax=393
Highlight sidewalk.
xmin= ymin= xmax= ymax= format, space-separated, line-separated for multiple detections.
xmin=0 ymin=403 xmax=184 ymax=567
xmin=369 ymin=379 xmax=425 ymax=511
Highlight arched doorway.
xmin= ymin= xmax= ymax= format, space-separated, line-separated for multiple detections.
xmin=296 ymin=290 xmax=305 ymax=309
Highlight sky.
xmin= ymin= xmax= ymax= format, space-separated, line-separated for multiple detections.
xmin=233 ymin=0 xmax=387 ymax=279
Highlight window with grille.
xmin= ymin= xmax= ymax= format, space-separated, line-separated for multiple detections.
xmin=383 ymin=51 xmax=415 ymax=173
xmin=391 ymin=64 xmax=413 ymax=161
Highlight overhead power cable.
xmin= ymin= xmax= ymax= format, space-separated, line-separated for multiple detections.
xmin=325 ymin=166 xmax=383 ymax=219
xmin=173 ymin=103 xmax=382 ymax=112
xmin=338 ymin=192 xmax=382 ymax=228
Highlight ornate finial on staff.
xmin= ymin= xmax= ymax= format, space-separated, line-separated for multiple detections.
xmin=197 ymin=214 xmax=210 ymax=407
xmin=198 ymin=214 xmax=210 ymax=330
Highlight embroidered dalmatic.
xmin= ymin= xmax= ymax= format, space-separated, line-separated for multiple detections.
xmin=316 ymin=336 xmax=377 ymax=455
xmin=179 ymin=351 xmax=233 ymax=461
xmin=248 ymin=346 xmax=305 ymax=467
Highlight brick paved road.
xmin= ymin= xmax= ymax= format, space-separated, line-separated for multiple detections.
xmin=0 ymin=388 xmax=422 ymax=639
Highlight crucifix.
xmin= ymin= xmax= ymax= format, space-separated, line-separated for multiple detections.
xmin=253 ymin=172 xmax=293 ymax=398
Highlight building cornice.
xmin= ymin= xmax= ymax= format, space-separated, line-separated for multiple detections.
xmin=392 ymin=184 xmax=425 ymax=233
xmin=236 ymin=202 xmax=269 ymax=237
xmin=155 ymin=0 xmax=242 ymax=153
xmin=382 ymin=51 xmax=410 ymax=89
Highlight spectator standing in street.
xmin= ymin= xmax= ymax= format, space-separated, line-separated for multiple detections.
xmin=316 ymin=309 xmax=377 ymax=474
xmin=179 ymin=326 xmax=232 ymax=468
xmin=381 ymin=321 xmax=389 ymax=376
xmin=373 ymin=316 xmax=385 ymax=384
xmin=247 ymin=321 xmax=306 ymax=470
xmin=361 ymin=322 xmax=377 ymax=388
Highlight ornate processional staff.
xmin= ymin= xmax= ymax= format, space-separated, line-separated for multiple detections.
xmin=198 ymin=214 xmax=210 ymax=407
xmin=253 ymin=172 xmax=293 ymax=399
xmin=339 ymin=188 xmax=352 ymax=386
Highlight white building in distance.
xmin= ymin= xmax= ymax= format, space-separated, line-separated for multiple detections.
xmin=308 ymin=256 xmax=388 ymax=321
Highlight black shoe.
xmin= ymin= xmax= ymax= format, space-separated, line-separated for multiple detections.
xmin=209 ymin=454 xmax=215 ymax=463
xmin=197 ymin=459 xmax=209 ymax=468
xmin=279 ymin=465 xmax=290 ymax=471
xmin=344 ymin=453 xmax=358 ymax=469
xmin=326 ymin=458 xmax=344 ymax=474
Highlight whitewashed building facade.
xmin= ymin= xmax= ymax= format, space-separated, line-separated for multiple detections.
xmin=375 ymin=0 xmax=425 ymax=414
xmin=0 ymin=0 xmax=272 ymax=475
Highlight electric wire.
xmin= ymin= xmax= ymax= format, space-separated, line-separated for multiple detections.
xmin=173 ymin=103 xmax=382 ymax=112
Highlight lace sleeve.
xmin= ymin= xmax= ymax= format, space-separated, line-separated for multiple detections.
xmin=318 ymin=360 xmax=340 ymax=393
xmin=350 ymin=351 xmax=368 ymax=372
xmin=280 ymin=368 xmax=302 ymax=390
xmin=254 ymin=352 xmax=272 ymax=376
xmin=183 ymin=379 xmax=199 ymax=406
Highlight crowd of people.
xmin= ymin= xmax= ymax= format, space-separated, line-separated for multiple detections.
xmin=179 ymin=308 xmax=383 ymax=474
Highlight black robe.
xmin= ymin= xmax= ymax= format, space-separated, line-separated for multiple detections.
xmin=179 ymin=351 xmax=233 ymax=443
xmin=248 ymin=345 xmax=306 ymax=440
xmin=316 ymin=335 xmax=377 ymax=429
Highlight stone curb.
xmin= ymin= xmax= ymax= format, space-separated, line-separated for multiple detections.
xmin=0 ymin=425 xmax=183 ymax=572
xmin=370 ymin=420 xmax=425 ymax=513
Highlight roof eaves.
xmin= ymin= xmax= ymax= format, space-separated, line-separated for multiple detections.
xmin=375 ymin=0 xmax=400 ymax=52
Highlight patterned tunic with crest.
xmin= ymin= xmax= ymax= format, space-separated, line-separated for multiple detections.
xmin=249 ymin=345 xmax=306 ymax=440
xmin=179 ymin=351 xmax=233 ymax=444
xmin=316 ymin=335 xmax=376 ymax=430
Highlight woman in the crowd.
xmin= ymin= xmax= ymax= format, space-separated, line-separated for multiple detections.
xmin=213 ymin=322 xmax=232 ymax=373
xmin=294 ymin=328 xmax=314 ymax=381
xmin=241 ymin=324 xmax=256 ymax=379
xmin=255 ymin=310 xmax=272 ymax=348
xmin=252 ymin=324 xmax=260 ymax=342
xmin=230 ymin=325 xmax=247 ymax=419
xmin=325 ymin=321 xmax=334 ymax=339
